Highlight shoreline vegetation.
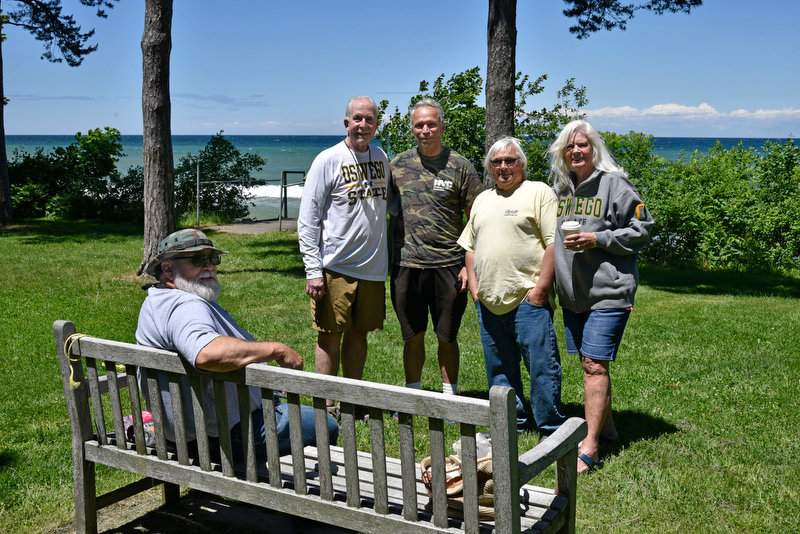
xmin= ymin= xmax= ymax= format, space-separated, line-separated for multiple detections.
xmin=1 ymin=220 xmax=798 ymax=533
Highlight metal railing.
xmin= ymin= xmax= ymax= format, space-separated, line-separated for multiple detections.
xmin=195 ymin=163 xmax=306 ymax=231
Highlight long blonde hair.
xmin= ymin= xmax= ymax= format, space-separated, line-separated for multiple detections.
xmin=548 ymin=120 xmax=626 ymax=194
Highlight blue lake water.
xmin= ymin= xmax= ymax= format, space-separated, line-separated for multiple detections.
xmin=5 ymin=134 xmax=786 ymax=219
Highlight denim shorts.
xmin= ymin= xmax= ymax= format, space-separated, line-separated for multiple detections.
xmin=562 ymin=308 xmax=631 ymax=361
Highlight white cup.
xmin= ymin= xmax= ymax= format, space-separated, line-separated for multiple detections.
xmin=561 ymin=221 xmax=581 ymax=237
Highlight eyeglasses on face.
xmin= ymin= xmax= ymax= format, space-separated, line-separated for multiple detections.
xmin=490 ymin=157 xmax=519 ymax=167
xmin=176 ymin=253 xmax=222 ymax=267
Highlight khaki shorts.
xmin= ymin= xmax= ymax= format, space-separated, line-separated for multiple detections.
xmin=311 ymin=270 xmax=385 ymax=333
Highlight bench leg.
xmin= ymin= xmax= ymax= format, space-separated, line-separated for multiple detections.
xmin=555 ymin=447 xmax=579 ymax=534
xmin=74 ymin=456 xmax=98 ymax=534
xmin=162 ymin=481 xmax=181 ymax=506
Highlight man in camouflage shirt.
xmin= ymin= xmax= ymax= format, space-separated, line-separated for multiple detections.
xmin=388 ymin=98 xmax=485 ymax=403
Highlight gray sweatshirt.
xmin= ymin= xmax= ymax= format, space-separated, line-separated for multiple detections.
xmin=553 ymin=169 xmax=654 ymax=311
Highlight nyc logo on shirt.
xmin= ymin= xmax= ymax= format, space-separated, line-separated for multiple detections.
xmin=433 ymin=178 xmax=454 ymax=192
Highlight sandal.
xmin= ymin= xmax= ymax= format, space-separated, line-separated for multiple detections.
xmin=577 ymin=452 xmax=604 ymax=474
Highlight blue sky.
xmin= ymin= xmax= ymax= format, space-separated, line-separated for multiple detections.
xmin=3 ymin=0 xmax=798 ymax=138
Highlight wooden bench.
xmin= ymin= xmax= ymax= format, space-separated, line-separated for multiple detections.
xmin=54 ymin=319 xmax=587 ymax=534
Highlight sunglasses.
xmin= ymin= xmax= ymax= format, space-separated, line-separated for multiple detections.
xmin=490 ymin=157 xmax=519 ymax=167
xmin=176 ymin=253 xmax=222 ymax=267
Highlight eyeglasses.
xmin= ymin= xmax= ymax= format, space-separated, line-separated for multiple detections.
xmin=176 ymin=253 xmax=222 ymax=267
xmin=490 ymin=157 xmax=519 ymax=167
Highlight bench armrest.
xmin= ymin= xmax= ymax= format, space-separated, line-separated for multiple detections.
xmin=517 ymin=417 xmax=588 ymax=484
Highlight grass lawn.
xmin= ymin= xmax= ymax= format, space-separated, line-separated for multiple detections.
xmin=1 ymin=220 xmax=798 ymax=533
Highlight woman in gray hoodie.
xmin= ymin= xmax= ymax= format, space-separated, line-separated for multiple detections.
xmin=548 ymin=120 xmax=654 ymax=474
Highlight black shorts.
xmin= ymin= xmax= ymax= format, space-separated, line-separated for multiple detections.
xmin=390 ymin=264 xmax=468 ymax=342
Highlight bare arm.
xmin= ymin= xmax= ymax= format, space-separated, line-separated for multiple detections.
xmin=195 ymin=336 xmax=303 ymax=373
xmin=526 ymin=243 xmax=554 ymax=306
xmin=464 ymin=251 xmax=479 ymax=302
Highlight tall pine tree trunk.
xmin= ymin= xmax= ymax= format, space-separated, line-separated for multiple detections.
xmin=0 ymin=34 xmax=14 ymax=225
xmin=485 ymin=0 xmax=517 ymax=150
xmin=138 ymin=0 xmax=175 ymax=276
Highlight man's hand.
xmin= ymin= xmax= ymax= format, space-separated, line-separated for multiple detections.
xmin=274 ymin=344 xmax=303 ymax=371
xmin=525 ymin=286 xmax=549 ymax=306
xmin=306 ymin=277 xmax=325 ymax=300
xmin=457 ymin=266 xmax=469 ymax=293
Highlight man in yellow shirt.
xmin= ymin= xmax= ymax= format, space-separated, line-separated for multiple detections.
xmin=458 ymin=137 xmax=566 ymax=435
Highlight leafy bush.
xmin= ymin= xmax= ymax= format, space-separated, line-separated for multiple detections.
xmin=174 ymin=131 xmax=266 ymax=221
xmin=8 ymin=127 xmax=125 ymax=219
xmin=103 ymin=166 xmax=145 ymax=223
xmin=637 ymin=139 xmax=800 ymax=274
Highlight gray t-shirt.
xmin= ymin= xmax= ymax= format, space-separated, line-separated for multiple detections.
xmin=136 ymin=286 xmax=261 ymax=441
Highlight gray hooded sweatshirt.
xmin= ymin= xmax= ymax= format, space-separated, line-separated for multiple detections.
xmin=553 ymin=169 xmax=654 ymax=311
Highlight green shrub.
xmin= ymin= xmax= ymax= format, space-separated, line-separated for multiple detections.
xmin=638 ymin=139 xmax=800 ymax=274
xmin=174 ymin=131 xmax=267 ymax=222
xmin=8 ymin=127 xmax=125 ymax=219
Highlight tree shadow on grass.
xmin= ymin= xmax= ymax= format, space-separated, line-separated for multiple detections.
xmin=640 ymin=266 xmax=800 ymax=299
xmin=2 ymin=219 xmax=143 ymax=244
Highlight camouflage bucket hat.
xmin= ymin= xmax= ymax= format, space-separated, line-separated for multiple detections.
xmin=144 ymin=229 xmax=228 ymax=278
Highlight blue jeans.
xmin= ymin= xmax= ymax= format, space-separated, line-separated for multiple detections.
xmin=230 ymin=400 xmax=340 ymax=458
xmin=476 ymin=300 xmax=566 ymax=434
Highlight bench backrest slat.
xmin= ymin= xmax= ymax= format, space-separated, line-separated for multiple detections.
xmin=190 ymin=375 xmax=213 ymax=470
xmin=262 ymin=389 xmax=282 ymax=487
xmin=397 ymin=413 xmax=418 ymax=521
xmin=85 ymin=359 xmax=107 ymax=445
xmin=313 ymin=396 xmax=335 ymax=499
xmin=142 ymin=369 xmax=168 ymax=460
xmin=286 ymin=392 xmax=308 ymax=493
xmin=340 ymin=403 xmax=362 ymax=507
xmin=427 ymin=418 xmax=449 ymax=528
xmin=212 ymin=379 xmax=235 ymax=476
xmin=167 ymin=373 xmax=190 ymax=464
xmin=124 ymin=364 xmax=148 ymax=455
xmin=237 ymin=383 xmax=259 ymax=482
xmin=368 ymin=411 xmax=388 ymax=514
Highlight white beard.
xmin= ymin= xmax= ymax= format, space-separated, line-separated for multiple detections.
xmin=174 ymin=269 xmax=221 ymax=302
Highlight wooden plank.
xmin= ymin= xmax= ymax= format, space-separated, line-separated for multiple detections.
xmin=340 ymin=402 xmax=362 ymax=507
xmin=190 ymin=375 xmax=212 ymax=471
xmin=104 ymin=362 xmax=127 ymax=452
xmin=518 ymin=418 xmax=586 ymax=484
xmin=144 ymin=369 xmax=169 ymax=461
xmin=72 ymin=337 xmax=186 ymax=373
xmin=124 ymin=364 xmax=148 ymax=455
xmin=168 ymin=372 xmax=190 ymax=465
xmin=85 ymin=359 xmax=108 ymax=446
xmin=262 ymin=390 xmax=282 ymax=487
xmin=237 ymin=383 xmax=258 ymax=483
xmin=312 ymin=397 xmax=334 ymax=500
xmin=212 ymin=379 xmax=234 ymax=476
xmin=368 ymin=408 xmax=389 ymax=514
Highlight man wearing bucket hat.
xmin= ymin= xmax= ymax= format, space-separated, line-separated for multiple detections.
xmin=138 ymin=229 xmax=339 ymax=457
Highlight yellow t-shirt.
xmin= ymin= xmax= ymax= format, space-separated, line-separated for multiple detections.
xmin=458 ymin=180 xmax=556 ymax=315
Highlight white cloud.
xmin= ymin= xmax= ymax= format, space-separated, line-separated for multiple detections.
xmin=585 ymin=103 xmax=799 ymax=137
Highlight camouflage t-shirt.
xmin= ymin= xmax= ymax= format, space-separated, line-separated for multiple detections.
xmin=389 ymin=147 xmax=485 ymax=267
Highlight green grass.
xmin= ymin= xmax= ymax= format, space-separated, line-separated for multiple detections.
xmin=1 ymin=220 xmax=799 ymax=533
